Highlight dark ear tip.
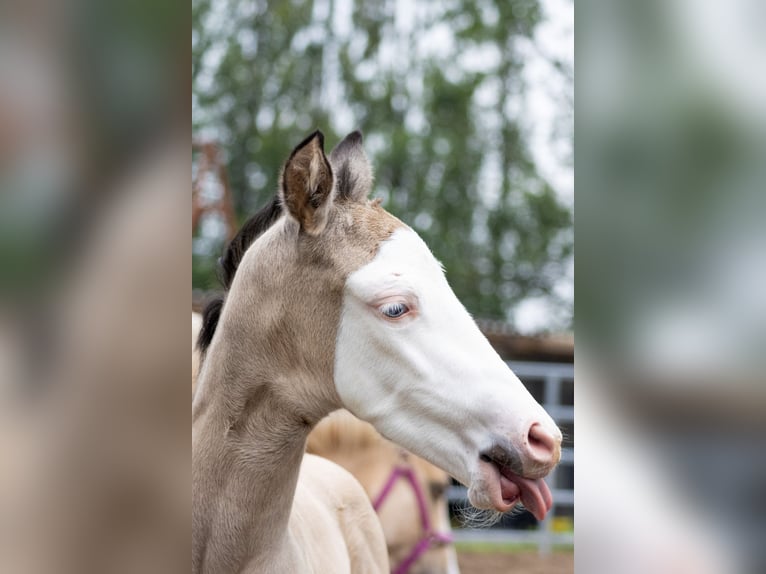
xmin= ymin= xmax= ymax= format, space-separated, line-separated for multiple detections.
xmin=289 ymin=130 xmax=326 ymax=161
xmin=310 ymin=129 xmax=325 ymax=147
xmin=330 ymin=131 xmax=364 ymax=158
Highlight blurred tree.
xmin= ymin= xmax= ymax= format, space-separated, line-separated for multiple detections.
xmin=193 ymin=0 xmax=572 ymax=330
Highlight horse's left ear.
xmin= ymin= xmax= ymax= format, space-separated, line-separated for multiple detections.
xmin=329 ymin=130 xmax=373 ymax=202
xmin=280 ymin=130 xmax=335 ymax=235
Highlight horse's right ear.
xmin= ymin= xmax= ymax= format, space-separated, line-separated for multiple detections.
xmin=280 ymin=130 xmax=335 ymax=235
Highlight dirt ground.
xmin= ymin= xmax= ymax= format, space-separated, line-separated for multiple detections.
xmin=457 ymin=550 xmax=574 ymax=574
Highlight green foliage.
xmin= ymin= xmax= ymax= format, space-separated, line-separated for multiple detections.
xmin=193 ymin=0 xmax=572 ymax=330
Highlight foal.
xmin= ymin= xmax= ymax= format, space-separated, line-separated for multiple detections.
xmin=192 ymin=131 xmax=562 ymax=574
xmin=193 ymin=321 xmax=454 ymax=573
xmin=308 ymin=410 xmax=460 ymax=574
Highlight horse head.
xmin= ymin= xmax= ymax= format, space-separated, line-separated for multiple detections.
xmin=197 ymin=130 xmax=562 ymax=520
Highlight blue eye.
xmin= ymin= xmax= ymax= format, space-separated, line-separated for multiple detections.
xmin=381 ymin=302 xmax=409 ymax=319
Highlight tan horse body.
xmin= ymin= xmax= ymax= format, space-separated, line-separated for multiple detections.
xmin=192 ymin=131 xmax=561 ymax=574
xmin=308 ymin=410 xmax=461 ymax=574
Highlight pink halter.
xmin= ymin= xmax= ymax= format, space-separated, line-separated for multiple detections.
xmin=372 ymin=464 xmax=455 ymax=574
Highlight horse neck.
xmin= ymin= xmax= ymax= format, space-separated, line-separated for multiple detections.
xmin=192 ymin=347 xmax=317 ymax=573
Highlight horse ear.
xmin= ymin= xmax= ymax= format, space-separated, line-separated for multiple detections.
xmin=280 ymin=130 xmax=335 ymax=235
xmin=329 ymin=130 xmax=373 ymax=203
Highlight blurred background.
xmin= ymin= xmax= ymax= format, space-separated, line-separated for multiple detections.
xmin=192 ymin=0 xmax=574 ymax=333
xmin=1 ymin=1 xmax=189 ymax=573
xmin=577 ymin=1 xmax=766 ymax=573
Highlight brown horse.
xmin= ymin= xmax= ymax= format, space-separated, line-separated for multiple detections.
xmin=308 ymin=410 xmax=460 ymax=574
xmin=192 ymin=131 xmax=561 ymax=573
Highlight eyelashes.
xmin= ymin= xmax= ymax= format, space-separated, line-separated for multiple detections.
xmin=379 ymin=301 xmax=410 ymax=319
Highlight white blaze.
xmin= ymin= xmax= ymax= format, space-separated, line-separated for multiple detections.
xmin=334 ymin=227 xmax=557 ymax=490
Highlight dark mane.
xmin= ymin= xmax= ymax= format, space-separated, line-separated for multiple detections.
xmin=218 ymin=195 xmax=282 ymax=289
xmin=196 ymin=295 xmax=224 ymax=353
xmin=197 ymin=195 xmax=282 ymax=354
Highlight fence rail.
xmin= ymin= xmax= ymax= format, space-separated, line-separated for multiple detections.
xmin=448 ymin=361 xmax=574 ymax=553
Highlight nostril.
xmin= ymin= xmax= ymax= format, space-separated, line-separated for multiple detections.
xmin=526 ymin=423 xmax=562 ymax=464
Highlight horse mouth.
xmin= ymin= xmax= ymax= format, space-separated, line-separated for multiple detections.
xmin=477 ymin=455 xmax=554 ymax=521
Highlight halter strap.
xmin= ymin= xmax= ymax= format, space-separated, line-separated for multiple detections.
xmin=372 ymin=465 xmax=454 ymax=574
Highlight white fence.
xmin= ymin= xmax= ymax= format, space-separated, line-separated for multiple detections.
xmin=448 ymin=361 xmax=574 ymax=553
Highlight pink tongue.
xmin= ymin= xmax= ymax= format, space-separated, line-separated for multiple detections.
xmin=499 ymin=470 xmax=553 ymax=521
